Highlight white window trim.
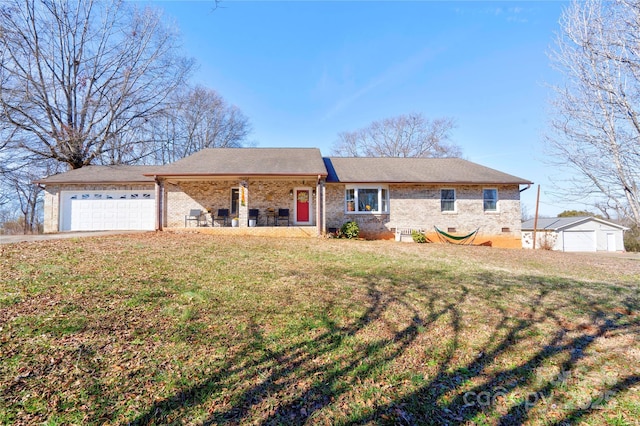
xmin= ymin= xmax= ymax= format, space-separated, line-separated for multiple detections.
xmin=345 ymin=185 xmax=389 ymax=214
xmin=483 ymin=188 xmax=499 ymax=213
xmin=440 ymin=188 xmax=456 ymax=213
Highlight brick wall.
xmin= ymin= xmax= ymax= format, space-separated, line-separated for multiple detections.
xmin=325 ymin=183 xmax=523 ymax=246
xmin=165 ymin=179 xmax=318 ymax=227
xmin=42 ymin=187 xmax=60 ymax=234
xmin=44 ymin=180 xmax=523 ymax=248
xmin=324 ymin=185 xmax=391 ymax=238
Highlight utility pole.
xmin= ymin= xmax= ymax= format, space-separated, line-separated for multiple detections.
xmin=532 ymin=185 xmax=540 ymax=250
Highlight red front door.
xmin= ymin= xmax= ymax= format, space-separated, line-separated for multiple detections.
xmin=296 ymin=189 xmax=310 ymax=223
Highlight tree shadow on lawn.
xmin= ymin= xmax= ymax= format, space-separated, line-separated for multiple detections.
xmin=130 ymin=269 xmax=639 ymax=425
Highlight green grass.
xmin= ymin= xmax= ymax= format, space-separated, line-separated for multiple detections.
xmin=1 ymin=233 xmax=638 ymax=425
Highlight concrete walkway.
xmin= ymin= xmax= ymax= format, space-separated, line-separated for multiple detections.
xmin=0 ymin=230 xmax=151 ymax=245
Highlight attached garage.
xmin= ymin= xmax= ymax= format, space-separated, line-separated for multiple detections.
xmin=522 ymin=216 xmax=628 ymax=252
xmin=36 ymin=165 xmax=158 ymax=233
xmin=60 ymin=190 xmax=155 ymax=231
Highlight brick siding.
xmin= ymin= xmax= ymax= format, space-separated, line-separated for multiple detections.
xmin=166 ymin=179 xmax=317 ymax=227
xmin=325 ymin=183 xmax=522 ymax=245
xmin=43 ymin=180 xmax=524 ymax=248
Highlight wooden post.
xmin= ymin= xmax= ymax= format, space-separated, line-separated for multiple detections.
xmin=154 ymin=177 xmax=163 ymax=231
xmin=316 ymin=177 xmax=322 ymax=237
xmin=321 ymin=180 xmax=326 ymax=236
xmin=532 ymin=184 xmax=540 ymax=249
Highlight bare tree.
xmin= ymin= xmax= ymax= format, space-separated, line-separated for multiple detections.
xmin=9 ymin=170 xmax=43 ymax=234
xmin=0 ymin=0 xmax=194 ymax=170
xmin=151 ymin=86 xmax=251 ymax=164
xmin=332 ymin=113 xmax=460 ymax=158
xmin=547 ymin=0 xmax=640 ymax=226
xmin=0 ymin=160 xmax=59 ymax=234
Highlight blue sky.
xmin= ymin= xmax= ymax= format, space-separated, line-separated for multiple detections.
xmin=149 ymin=0 xmax=571 ymax=217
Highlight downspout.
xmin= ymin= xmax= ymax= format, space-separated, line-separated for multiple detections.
xmin=519 ymin=183 xmax=532 ymax=192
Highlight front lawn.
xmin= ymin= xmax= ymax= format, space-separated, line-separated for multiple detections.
xmin=1 ymin=233 xmax=638 ymax=425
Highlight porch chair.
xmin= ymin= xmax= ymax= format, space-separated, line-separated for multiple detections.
xmin=213 ymin=209 xmax=229 ymax=227
xmin=276 ymin=208 xmax=290 ymax=226
xmin=248 ymin=209 xmax=259 ymax=226
xmin=185 ymin=209 xmax=204 ymax=227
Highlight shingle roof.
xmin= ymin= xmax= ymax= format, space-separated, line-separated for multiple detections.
xmin=324 ymin=157 xmax=531 ymax=184
xmin=149 ymin=148 xmax=328 ymax=177
xmin=35 ymin=165 xmax=157 ymax=184
xmin=521 ymin=216 xmax=629 ymax=231
xmin=36 ymin=149 xmax=533 ymax=186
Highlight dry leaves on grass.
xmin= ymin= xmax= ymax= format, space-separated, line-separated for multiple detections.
xmin=1 ymin=234 xmax=638 ymax=425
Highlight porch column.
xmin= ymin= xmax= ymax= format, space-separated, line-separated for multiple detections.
xmin=154 ymin=177 xmax=164 ymax=231
xmin=320 ymin=179 xmax=326 ymax=236
xmin=238 ymin=180 xmax=248 ymax=227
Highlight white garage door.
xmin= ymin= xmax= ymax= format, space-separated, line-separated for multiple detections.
xmin=61 ymin=190 xmax=155 ymax=231
xmin=563 ymin=231 xmax=596 ymax=252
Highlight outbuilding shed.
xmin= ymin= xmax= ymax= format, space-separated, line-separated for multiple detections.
xmin=521 ymin=216 xmax=628 ymax=252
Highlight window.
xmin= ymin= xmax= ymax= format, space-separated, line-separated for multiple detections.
xmin=231 ymin=188 xmax=240 ymax=215
xmin=345 ymin=186 xmax=389 ymax=213
xmin=346 ymin=189 xmax=355 ymax=211
xmin=441 ymin=189 xmax=456 ymax=212
xmin=381 ymin=188 xmax=388 ymax=212
xmin=483 ymin=189 xmax=498 ymax=212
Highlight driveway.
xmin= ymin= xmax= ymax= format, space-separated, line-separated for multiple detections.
xmin=0 ymin=230 xmax=151 ymax=245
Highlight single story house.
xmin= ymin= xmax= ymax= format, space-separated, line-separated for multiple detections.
xmin=37 ymin=148 xmax=532 ymax=247
xmin=521 ymin=216 xmax=628 ymax=252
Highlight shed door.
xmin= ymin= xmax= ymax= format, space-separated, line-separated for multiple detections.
xmin=563 ymin=231 xmax=596 ymax=252
xmin=61 ymin=190 xmax=155 ymax=231
xmin=607 ymin=233 xmax=616 ymax=252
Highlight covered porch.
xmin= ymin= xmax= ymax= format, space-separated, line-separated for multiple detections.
xmin=155 ymin=176 xmax=326 ymax=236
xmin=142 ymin=148 xmax=329 ymax=236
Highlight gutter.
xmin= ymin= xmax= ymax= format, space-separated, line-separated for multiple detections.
xmin=142 ymin=173 xmax=329 ymax=178
xmin=34 ymin=180 xmax=155 ymax=185
xmin=325 ymin=180 xmax=533 ymax=185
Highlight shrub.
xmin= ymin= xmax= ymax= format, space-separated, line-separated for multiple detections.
xmin=412 ymin=230 xmax=427 ymax=243
xmin=340 ymin=221 xmax=360 ymax=239
xmin=538 ymin=231 xmax=557 ymax=251
xmin=624 ymin=225 xmax=640 ymax=252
